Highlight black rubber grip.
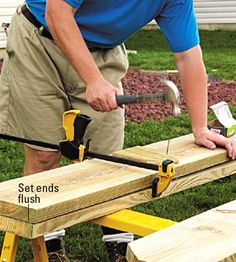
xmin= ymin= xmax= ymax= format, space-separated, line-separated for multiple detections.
xmin=73 ymin=114 xmax=92 ymax=147
xmin=116 ymin=95 xmax=138 ymax=105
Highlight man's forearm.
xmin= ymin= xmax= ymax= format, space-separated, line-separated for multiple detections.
xmin=45 ymin=0 xmax=120 ymax=112
xmin=174 ymin=45 xmax=208 ymax=133
xmin=45 ymin=0 xmax=102 ymax=85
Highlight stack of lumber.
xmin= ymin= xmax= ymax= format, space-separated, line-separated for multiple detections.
xmin=0 ymin=134 xmax=235 ymax=239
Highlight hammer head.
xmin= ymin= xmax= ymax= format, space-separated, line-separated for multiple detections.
xmin=160 ymin=79 xmax=181 ymax=116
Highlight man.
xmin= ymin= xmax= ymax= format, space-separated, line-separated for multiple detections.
xmin=0 ymin=0 xmax=235 ymax=261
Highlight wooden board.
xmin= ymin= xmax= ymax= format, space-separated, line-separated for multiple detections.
xmin=0 ymin=133 xmax=234 ymax=231
xmin=113 ymin=134 xmax=231 ymax=178
xmin=113 ymin=146 xmax=179 ymax=164
xmin=0 ymin=159 xmax=155 ymax=223
xmin=0 ymin=161 xmax=235 ymax=239
xmin=126 ymin=200 xmax=236 ymax=262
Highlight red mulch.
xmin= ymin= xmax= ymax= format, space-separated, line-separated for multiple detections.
xmin=122 ymin=69 xmax=236 ymax=122
xmin=1 ymin=59 xmax=236 ymax=122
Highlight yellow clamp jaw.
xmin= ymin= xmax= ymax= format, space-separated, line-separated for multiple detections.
xmin=62 ymin=110 xmax=81 ymax=141
xmin=60 ymin=110 xmax=92 ymax=162
xmin=152 ymin=159 xmax=175 ymax=197
xmin=78 ymin=144 xmax=86 ymax=162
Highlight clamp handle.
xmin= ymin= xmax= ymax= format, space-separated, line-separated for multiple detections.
xmin=59 ymin=110 xmax=92 ymax=161
xmin=73 ymin=113 xmax=92 ymax=147
xmin=160 ymin=159 xmax=175 ymax=174
xmin=152 ymin=159 xmax=175 ymax=197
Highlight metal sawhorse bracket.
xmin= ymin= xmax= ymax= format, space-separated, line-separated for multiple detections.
xmin=93 ymin=209 xmax=176 ymax=237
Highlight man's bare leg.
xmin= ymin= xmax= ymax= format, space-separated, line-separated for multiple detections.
xmin=23 ymin=144 xmax=70 ymax=261
xmin=23 ymin=144 xmax=61 ymax=176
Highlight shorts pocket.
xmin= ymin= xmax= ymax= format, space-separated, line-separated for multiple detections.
xmin=0 ymin=54 xmax=11 ymax=129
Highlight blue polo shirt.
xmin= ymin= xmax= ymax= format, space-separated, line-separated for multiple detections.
xmin=26 ymin=0 xmax=199 ymax=53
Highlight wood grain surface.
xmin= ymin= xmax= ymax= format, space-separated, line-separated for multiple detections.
xmin=0 ymin=159 xmax=155 ymax=223
xmin=0 ymin=133 xmax=234 ymax=236
xmin=114 ymin=134 xmax=231 ymax=177
xmin=127 ymin=200 xmax=236 ymax=262
xmin=0 ymin=161 xmax=235 ymax=239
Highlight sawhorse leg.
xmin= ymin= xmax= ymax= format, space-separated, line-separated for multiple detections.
xmin=0 ymin=232 xmax=19 ymax=262
xmin=31 ymin=236 xmax=49 ymax=262
xmin=0 ymin=233 xmax=49 ymax=262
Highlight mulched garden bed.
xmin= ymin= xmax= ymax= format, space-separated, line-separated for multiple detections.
xmin=122 ymin=69 xmax=236 ymax=122
xmin=1 ymin=59 xmax=236 ymax=122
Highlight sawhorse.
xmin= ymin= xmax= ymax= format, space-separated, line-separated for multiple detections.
xmin=0 ymin=209 xmax=176 ymax=261
xmin=0 ymin=233 xmax=48 ymax=262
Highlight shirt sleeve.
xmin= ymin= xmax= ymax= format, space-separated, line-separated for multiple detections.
xmin=64 ymin=0 xmax=84 ymax=9
xmin=156 ymin=0 xmax=199 ymax=53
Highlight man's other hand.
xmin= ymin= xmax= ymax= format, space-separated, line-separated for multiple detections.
xmin=194 ymin=127 xmax=236 ymax=160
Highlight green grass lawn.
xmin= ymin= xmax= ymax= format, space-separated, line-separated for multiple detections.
xmin=126 ymin=29 xmax=236 ymax=80
xmin=0 ymin=29 xmax=236 ymax=261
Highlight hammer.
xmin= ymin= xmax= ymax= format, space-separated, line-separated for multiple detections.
xmin=116 ymin=79 xmax=181 ymax=115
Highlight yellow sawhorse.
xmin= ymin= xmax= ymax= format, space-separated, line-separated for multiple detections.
xmin=92 ymin=209 xmax=176 ymax=236
xmin=0 ymin=233 xmax=48 ymax=262
xmin=0 ymin=209 xmax=176 ymax=261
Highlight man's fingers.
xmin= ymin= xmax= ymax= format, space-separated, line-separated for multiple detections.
xmin=208 ymin=133 xmax=236 ymax=159
xmin=209 ymin=133 xmax=232 ymax=156
xmin=195 ymin=129 xmax=236 ymax=160
xmin=231 ymin=140 xmax=236 ymax=160
xmin=226 ymin=140 xmax=236 ymax=160
xmin=86 ymin=86 xmax=119 ymax=112
xmin=89 ymin=96 xmax=118 ymax=112
xmin=93 ymin=101 xmax=110 ymax=112
xmin=107 ymin=95 xmax=119 ymax=111
xmin=195 ymin=132 xmax=217 ymax=150
xmin=203 ymin=139 xmax=216 ymax=150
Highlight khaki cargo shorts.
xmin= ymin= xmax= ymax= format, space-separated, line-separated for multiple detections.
xmin=0 ymin=6 xmax=129 ymax=154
